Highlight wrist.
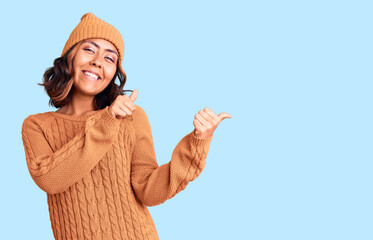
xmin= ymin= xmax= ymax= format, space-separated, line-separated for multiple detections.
xmin=193 ymin=129 xmax=213 ymax=139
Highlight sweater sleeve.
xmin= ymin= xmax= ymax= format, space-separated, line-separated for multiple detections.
xmin=130 ymin=106 xmax=213 ymax=206
xmin=21 ymin=106 xmax=121 ymax=194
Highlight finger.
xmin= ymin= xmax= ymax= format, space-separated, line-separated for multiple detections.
xmin=217 ymin=112 xmax=232 ymax=121
xmin=193 ymin=119 xmax=204 ymax=132
xmin=118 ymin=105 xmax=133 ymax=116
xmin=199 ymin=110 xmax=215 ymax=124
xmin=195 ymin=113 xmax=211 ymax=128
xmin=199 ymin=111 xmax=217 ymax=127
xmin=204 ymin=107 xmax=218 ymax=119
xmin=123 ymin=100 xmax=136 ymax=111
xmin=129 ymin=89 xmax=138 ymax=102
xmin=114 ymin=107 xmax=127 ymax=118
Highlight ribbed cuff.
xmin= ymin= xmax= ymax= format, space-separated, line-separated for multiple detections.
xmin=190 ymin=131 xmax=213 ymax=153
xmin=102 ymin=106 xmax=119 ymax=126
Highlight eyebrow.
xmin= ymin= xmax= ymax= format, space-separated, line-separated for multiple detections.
xmin=83 ymin=40 xmax=119 ymax=58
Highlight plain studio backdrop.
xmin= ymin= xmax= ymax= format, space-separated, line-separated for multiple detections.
xmin=1 ymin=0 xmax=372 ymax=239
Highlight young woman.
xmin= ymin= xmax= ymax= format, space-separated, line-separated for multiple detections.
xmin=21 ymin=12 xmax=231 ymax=240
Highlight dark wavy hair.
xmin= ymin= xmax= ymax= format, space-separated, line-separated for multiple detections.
xmin=38 ymin=40 xmax=127 ymax=110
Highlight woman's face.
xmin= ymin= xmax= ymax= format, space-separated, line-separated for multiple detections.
xmin=71 ymin=38 xmax=119 ymax=97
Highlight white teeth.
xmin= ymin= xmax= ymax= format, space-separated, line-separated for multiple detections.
xmin=83 ymin=71 xmax=99 ymax=80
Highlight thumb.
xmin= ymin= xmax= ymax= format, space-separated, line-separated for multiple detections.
xmin=218 ymin=112 xmax=232 ymax=122
xmin=129 ymin=89 xmax=138 ymax=102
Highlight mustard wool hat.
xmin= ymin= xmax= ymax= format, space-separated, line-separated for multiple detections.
xmin=61 ymin=12 xmax=124 ymax=66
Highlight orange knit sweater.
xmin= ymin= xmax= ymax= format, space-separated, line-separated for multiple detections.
xmin=21 ymin=105 xmax=213 ymax=240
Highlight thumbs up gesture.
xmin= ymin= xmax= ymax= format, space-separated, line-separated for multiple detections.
xmin=193 ymin=107 xmax=232 ymax=138
xmin=108 ymin=89 xmax=138 ymax=118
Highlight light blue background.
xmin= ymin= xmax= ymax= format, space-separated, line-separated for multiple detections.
xmin=1 ymin=0 xmax=372 ymax=239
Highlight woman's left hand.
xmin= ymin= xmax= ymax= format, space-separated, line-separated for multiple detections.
xmin=193 ymin=107 xmax=232 ymax=138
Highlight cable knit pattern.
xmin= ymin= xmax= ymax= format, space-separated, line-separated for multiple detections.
xmin=21 ymin=105 xmax=213 ymax=240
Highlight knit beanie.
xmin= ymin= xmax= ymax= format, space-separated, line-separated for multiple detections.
xmin=61 ymin=12 xmax=124 ymax=66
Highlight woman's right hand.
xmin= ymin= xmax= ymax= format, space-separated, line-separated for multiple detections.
xmin=108 ymin=89 xmax=138 ymax=118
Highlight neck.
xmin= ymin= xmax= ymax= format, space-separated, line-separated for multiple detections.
xmin=58 ymin=92 xmax=97 ymax=117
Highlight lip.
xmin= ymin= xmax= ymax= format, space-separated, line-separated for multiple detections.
xmin=82 ymin=70 xmax=102 ymax=80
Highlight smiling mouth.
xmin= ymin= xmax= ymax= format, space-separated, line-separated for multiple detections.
xmin=82 ymin=70 xmax=101 ymax=81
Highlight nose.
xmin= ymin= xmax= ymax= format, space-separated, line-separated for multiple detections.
xmin=90 ymin=56 xmax=102 ymax=68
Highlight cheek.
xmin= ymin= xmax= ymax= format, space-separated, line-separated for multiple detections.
xmin=71 ymin=56 xmax=85 ymax=73
xmin=106 ymin=66 xmax=117 ymax=78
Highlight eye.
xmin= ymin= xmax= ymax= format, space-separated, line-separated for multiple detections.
xmin=84 ymin=48 xmax=95 ymax=53
xmin=105 ymin=56 xmax=115 ymax=63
